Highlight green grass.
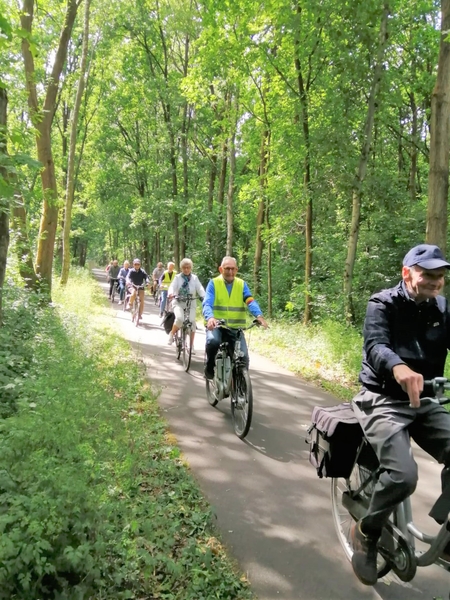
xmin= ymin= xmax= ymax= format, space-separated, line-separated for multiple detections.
xmin=0 ymin=269 xmax=253 ymax=600
xmin=248 ymin=319 xmax=364 ymax=400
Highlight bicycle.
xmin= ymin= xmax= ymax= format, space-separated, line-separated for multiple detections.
xmin=331 ymin=377 xmax=450 ymax=591
xmin=172 ymin=294 xmax=198 ymax=373
xmin=109 ymin=277 xmax=119 ymax=303
xmin=129 ymin=283 xmax=145 ymax=326
xmin=206 ymin=319 xmax=260 ymax=439
xmin=154 ymin=284 xmax=161 ymax=307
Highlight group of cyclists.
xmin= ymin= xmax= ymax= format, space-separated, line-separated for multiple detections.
xmin=104 ymin=242 xmax=450 ymax=591
xmin=106 ymin=255 xmax=268 ymax=376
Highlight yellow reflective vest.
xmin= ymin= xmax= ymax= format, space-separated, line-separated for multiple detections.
xmin=160 ymin=270 xmax=177 ymax=291
xmin=212 ymin=275 xmax=246 ymax=328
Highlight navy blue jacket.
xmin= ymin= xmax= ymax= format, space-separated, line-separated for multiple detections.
xmin=360 ymin=282 xmax=450 ymax=401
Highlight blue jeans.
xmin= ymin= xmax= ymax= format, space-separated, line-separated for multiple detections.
xmin=205 ymin=328 xmax=249 ymax=373
xmin=160 ymin=290 xmax=168 ymax=314
xmin=118 ymin=280 xmax=126 ymax=301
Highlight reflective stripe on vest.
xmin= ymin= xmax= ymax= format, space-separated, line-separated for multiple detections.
xmin=212 ymin=276 xmax=246 ymax=328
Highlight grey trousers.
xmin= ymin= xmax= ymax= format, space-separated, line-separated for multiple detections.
xmin=352 ymin=389 xmax=450 ymax=534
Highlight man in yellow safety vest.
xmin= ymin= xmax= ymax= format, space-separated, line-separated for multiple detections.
xmin=202 ymin=256 xmax=268 ymax=379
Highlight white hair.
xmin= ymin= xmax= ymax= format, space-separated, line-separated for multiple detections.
xmin=180 ymin=258 xmax=193 ymax=268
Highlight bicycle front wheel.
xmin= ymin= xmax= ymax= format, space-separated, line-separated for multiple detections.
xmin=175 ymin=332 xmax=182 ymax=359
xmin=331 ymin=466 xmax=391 ymax=579
xmin=182 ymin=328 xmax=192 ymax=372
xmin=231 ymin=368 xmax=253 ymax=439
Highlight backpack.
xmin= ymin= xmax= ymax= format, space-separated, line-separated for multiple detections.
xmin=307 ymin=403 xmax=363 ymax=479
xmin=162 ymin=311 xmax=175 ymax=334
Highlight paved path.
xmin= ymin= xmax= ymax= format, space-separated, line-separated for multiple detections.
xmin=96 ymin=270 xmax=450 ymax=600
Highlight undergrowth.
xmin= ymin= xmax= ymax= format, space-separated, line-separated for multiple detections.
xmin=0 ymin=269 xmax=253 ymax=600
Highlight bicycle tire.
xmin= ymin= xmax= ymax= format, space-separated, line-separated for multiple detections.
xmin=111 ymin=283 xmax=116 ymax=303
xmin=182 ymin=327 xmax=192 ymax=372
xmin=230 ymin=368 xmax=253 ymax=439
xmin=131 ymin=298 xmax=139 ymax=326
xmin=206 ymin=376 xmax=219 ymax=407
xmin=175 ymin=332 xmax=182 ymax=359
xmin=330 ymin=466 xmax=391 ymax=579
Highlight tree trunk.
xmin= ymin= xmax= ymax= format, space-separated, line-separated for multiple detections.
xmin=294 ymin=1 xmax=314 ymax=324
xmin=61 ymin=0 xmax=91 ymax=285
xmin=253 ymin=128 xmax=270 ymax=296
xmin=409 ymin=93 xmax=418 ymax=202
xmin=226 ymin=94 xmax=238 ymax=256
xmin=343 ymin=3 xmax=390 ymax=323
xmin=426 ymin=0 xmax=450 ymax=251
xmin=21 ymin=0 xmax=79 ymax=292
xmin=206 ymin=151 xmax=217 ymax=249
xmin=0 ymin=88 xmax=9 ymax=324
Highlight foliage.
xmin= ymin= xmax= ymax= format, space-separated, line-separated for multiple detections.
xmin=0 ymin=270 xmax=253 ymax=600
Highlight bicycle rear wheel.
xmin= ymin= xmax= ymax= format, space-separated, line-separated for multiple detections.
xmin=331 ymin=464 xmax=391 ymax=579
xmin=231 ymin=368 xmax=253 ymax=439
xmin=132 ymin=299 xmax=140 ymax=326
xmin=182 ymin=327 xmax=192 ymax=372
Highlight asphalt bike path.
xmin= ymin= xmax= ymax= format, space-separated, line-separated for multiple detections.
xmin=95 ymin=270 xmax=450 ymax=600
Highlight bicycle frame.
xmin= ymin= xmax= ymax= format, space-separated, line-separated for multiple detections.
xmin=212 ymin=321 xmax=258 ymax=401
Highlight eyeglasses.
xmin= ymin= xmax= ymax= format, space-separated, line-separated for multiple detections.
xmin=223 ymin=267 xmax=237 ymax=271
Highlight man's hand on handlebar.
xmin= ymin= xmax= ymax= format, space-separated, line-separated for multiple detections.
xmin=392 ymin=364 xmax=423 ymax=408
xmin=256 ymin=316 xmax=268 ymax=329
xmin=207 ymin=317 xmax=220 ymax=330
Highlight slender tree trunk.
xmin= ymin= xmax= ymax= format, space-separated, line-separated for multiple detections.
xmin=343 ymin=3 xmax=390 ymax=323
xmin=426 ymin=0 xmax=450 ymax=251
xmin=206 ymin=151 xmax=217 ymax=249
xmin=254 ymin=128 xmax=270 ymax=296
xmin=21 ymin=0 xmax=80 ymax=292
xmin=409 ymin=93 xmax=418 ymax=201
xmin=226 ymin=94 xmax=238 ymax=256
xmin=266 ymin=197 xmax=272 ymax=319
xmin=0 ymin=88 xmax=9 ymax=324
xmin=61 ymin=0 xmax=91 ymax=284
xmin=294 ymin=1 xmax=314 ymax=324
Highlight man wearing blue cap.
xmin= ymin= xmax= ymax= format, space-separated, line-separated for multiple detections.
xmin=350 ymin=244 xmax=450 ymax=586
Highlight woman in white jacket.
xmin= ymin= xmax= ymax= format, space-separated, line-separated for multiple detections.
xmin=167 ymin=258 xmax=206 ymax=350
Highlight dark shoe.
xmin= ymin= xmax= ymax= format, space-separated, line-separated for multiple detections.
xmin=204 ymin=367 xmax=214 ymax=380
xmin=350 ymin=521 xmax=379 ymax=586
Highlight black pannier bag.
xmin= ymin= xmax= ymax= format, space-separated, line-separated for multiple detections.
xmin=162 ymin=311 xmax=175 ymax=334
xmin=308 ymin=403 xmax=363 ymax=479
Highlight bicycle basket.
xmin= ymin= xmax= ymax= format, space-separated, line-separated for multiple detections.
xmin=308 ymin=403 xmax=363 ymax=479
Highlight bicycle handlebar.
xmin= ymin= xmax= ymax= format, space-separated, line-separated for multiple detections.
xmin=216 ymin=318 xmax=262 ymax=332
xmin=423 ymin=377 xmax=450 ymax=404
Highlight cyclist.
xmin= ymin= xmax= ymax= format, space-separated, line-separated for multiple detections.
xmin=167 ymin=258 xmax=206 ymax=348
xmin=152 ymin=262 xmax=165 ymax=296
xmin=107 ymin=259 xmax=120 ymax=300
xmin=125 ymin=259 xmax=151 ymax=321
xmin=350 ymin=244 xmax=450 ymax=586
xmin=202 ymin=256 xmax=268 ymax=379
xmin=159 ymin=261 xmax=177 ymax=318
xmin=117 ymin=260 xmax=130 ymax=305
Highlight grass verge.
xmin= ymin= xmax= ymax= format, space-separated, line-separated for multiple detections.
xmin=248 ymin=319 xmax=364 ymax=401
xmin=0 ymin=269 xmax=253 ymax=600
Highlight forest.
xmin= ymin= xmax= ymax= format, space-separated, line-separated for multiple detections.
xmin=1 ymin=1 xmax=450 ymax=597
xmin=0 ymin=0 xmax=449 ymax=327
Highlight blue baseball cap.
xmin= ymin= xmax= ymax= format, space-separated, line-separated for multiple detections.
xmin=403 ymin=244 xmax=450 ymax=270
